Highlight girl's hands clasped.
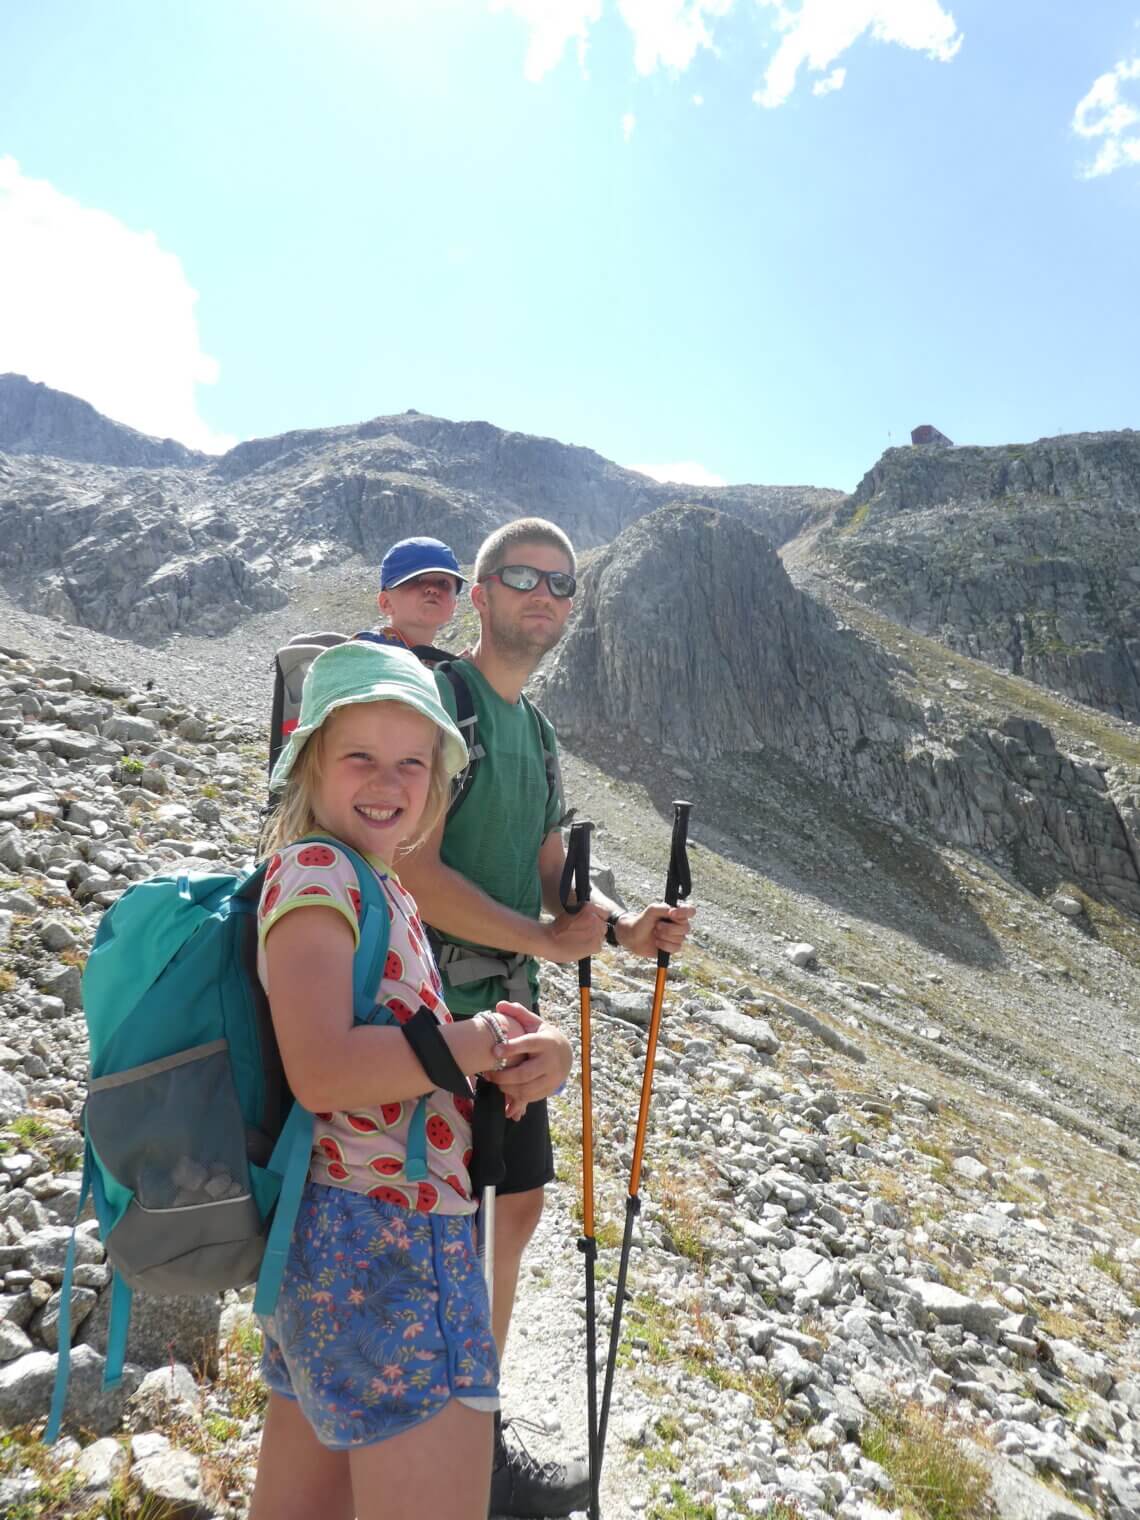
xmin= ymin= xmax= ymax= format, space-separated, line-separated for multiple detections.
xmin=482 ymin=1000 xmax=573 ymax=1113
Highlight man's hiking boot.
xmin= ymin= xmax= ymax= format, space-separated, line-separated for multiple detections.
xmin=489 ymin=1416 xmax=591 ymax=1517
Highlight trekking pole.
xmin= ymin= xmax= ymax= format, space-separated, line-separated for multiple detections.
xmin=558 ymin=820 xmax=600 ymax=1520
xmin=597 ymin=800 xmax=692 ymax=1471
xmin=471 ymin=1078 xmax=507 ymax=1313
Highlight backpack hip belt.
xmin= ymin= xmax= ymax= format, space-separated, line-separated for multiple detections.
xmin=433 ymin=941 xmax=534 ymax=1007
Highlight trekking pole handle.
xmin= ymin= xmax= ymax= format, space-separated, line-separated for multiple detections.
xmin=659 ymin=800 xmax=693 ymax=970
xmin=559 ymin=820 xmax=594 ymax=991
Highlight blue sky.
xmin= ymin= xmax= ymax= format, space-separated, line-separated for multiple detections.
xmin=1 ymin=1 xmax=1138 ymax=491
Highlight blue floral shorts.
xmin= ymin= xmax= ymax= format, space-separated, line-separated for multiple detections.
xmin=259 ymin=1182 xmax=499 ymax=1450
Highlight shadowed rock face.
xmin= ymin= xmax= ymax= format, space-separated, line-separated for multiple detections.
xmin=815 ymin=432 xmax=1140 ymax=721
xmin=542 ymin=503 xmax=915 ymax=766
xmin=0 ymin=374 xmax=205 ymax=469
xmin=541 ymin=505 xmax=1140 ymax=915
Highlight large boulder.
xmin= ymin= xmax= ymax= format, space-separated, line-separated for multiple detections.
xmin=541 ymin=505 xmax=1140 ymax=916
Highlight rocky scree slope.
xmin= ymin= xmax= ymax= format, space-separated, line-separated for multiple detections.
xmin=808 ymin=432 xmax=1140 ymax=723
xmin=0 ymin=374 xmax=837 ymax=646
xmin=0 ymin=648 xmax=1139 ymax=1519
xmin=541 ymin=504 xmax=1140 ymax=919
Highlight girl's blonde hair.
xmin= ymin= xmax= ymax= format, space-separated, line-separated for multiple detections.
xmin=259 ymin=700 xmax=453 ymax=860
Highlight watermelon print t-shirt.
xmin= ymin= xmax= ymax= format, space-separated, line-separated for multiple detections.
xmin=256 ymin=840 xmax=476 ymax=1217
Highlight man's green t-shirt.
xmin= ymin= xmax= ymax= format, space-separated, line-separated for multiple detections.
xmin=433 ymin=660 xmax=563 ymax=1014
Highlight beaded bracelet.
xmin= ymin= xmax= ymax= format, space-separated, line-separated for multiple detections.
xmin=476 ymin=1010 xmax=511 ymax=1071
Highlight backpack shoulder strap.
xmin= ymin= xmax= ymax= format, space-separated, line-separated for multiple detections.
xmin=520 ymin=694 xmax=572 ymax=828
xmin=297 ymin=835 xmax=388 ymax=1020
xmin=252 ymin=1102 xmax=315 ymax=1317
xmin=43 ymin=1155 xmax=92 ymax=1443
xmin=252 ymin=837 xmax=390 ymax=1318
xmin=410 ymin=643 xmax=455 ymax=666
xmin=295 ymin=837 xmax=435 ymax=1183
xmin=435 ymin=662 xmax=482 ymax=822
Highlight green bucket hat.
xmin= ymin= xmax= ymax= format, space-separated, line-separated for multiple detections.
xmin=270 ymin=640 xmax=468 ymax=790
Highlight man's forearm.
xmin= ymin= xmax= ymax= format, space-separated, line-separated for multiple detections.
xmin=401 ymin=852 xmax=545 ymax=958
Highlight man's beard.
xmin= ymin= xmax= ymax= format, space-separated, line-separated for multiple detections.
xmin=485 ymin=602 xmax=564 ymax=665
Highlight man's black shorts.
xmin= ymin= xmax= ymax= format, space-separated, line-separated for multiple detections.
xmin=498 ymin=1096 xmax=555 ymax=1195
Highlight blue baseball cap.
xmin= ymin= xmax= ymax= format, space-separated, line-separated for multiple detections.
xmin=380 ymin=536 xmax=465 ymax=591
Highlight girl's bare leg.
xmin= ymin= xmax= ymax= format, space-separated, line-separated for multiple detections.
xmin=349 ymin=1400 xmax=493 ymax=1520
xmin=249 ymin=1392 xmax=355 ymax=1520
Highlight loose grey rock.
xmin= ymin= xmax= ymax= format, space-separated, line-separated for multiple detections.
xmin=702 ymin=1005 xmax=779 ymax=1054
xmin=35 ymin=1284 xmax=97 ymax=1350
xmin=102 ymin=714 xmax=160 ymax=743
xmin=80 ymin=1288 xmax=222 ymax=1377
xmin=0 ymin=1345 xmax=141 ymax=1433
xmin=985 ymin=1449 xmax=1092 ymax=1519
xmin=39 ymin=919 xmax=78 ymax=952
xmin=131 ymin=1447 xmax=213 ymax=1519
xmin=1053 ymin=895 xmax=1084 ymax=918
xmin=0 ymin=1320 xmax=34 ymax=1361
xmin=905 ymin=1279 xmax=1002 ymax=1338
xmin=73 ymin=1435 xmax=129 ymax=1497
xmin=128 ymin=1362 xmax=201 ymax=1427
xmin=0 ymin=1070 xmax=29 ymax=1125
xmin=1050 ymin=1339 xmax=1115 ymax=1397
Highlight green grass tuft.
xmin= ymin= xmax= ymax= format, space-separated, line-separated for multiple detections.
xmin=860 ymin=1404 xmax=990 ymax=1520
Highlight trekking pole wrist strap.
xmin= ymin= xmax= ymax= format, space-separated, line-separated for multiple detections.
xmin=605 ymin=912 xmax=624 ymax=949
xmin=401 ymin=1006 xmax=471 ymax=1096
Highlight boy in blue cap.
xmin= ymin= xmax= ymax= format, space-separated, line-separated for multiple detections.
xmin=357 ymin=536 xmax=465 ymax=653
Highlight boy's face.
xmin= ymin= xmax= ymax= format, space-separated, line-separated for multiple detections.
xmin=377 ymin=572 xmax=460 ymax=644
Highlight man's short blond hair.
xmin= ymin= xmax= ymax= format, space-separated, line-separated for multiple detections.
xmin=473 ymin=518 xmax=577 ymax=583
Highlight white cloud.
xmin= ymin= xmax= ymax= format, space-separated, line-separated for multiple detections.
xmin=1073 ymin=58 xmax=1140 ymax=178
xmin=494 ymin=1 xmax=961 ymax=105
xmin=692 ymin=92 xmax=705 ymax=105
xmin=0 ymin=157 xmax=232 ymax=453
xmin=812 ymin=65 xmax=845 ymax=95
xmin=631 ymin=459 xmax=728 ymax=486
xmin=492 ymin=0 xmax=730 ymax=79
xmin=490 ymin=0 xmax=603 ymax=80
xmin=617 ymin=0 xmax=734 ymax=76
xmin=622 ymin=110 xmax=637 ymax=140
xmin=753 ymin=0 xmax=962 ymax=109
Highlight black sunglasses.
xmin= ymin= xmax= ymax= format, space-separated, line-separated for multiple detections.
xmin=488 ymin=564 xmax=576 ymax=599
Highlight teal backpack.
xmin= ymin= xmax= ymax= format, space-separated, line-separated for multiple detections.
xmin=46 ymin=836 xmax=397 ymax=1442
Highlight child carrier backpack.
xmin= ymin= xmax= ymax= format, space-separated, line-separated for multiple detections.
xmin=267 ymin=631 xmax=562 ymax=824
xmin=46 ymin=837 xmax=392 ymax=1442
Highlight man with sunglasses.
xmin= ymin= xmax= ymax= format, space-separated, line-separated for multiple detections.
xmin=401 ymin=517 xmax=694 ymax=1519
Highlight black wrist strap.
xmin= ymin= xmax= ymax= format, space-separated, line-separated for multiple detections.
xmin=605 ymin=912 xmax=621 ymax=948
xmin=400 ymin=1007 xmax=470 ymax=1096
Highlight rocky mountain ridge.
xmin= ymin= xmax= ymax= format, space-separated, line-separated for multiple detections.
xmin=808 ymin=431 xmax=1140 ymax=722
xmin=0 ymin=374 xmax=838 ymax=643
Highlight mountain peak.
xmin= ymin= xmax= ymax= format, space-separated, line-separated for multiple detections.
xmin=0 ymin=373 xmax=207 ymax=469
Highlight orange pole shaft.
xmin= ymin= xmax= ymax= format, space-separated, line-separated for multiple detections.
xmin=628 ymin=962 xmax=668 ymax=1198
xmin=579 ymin=985 xmax=595 ymax=1236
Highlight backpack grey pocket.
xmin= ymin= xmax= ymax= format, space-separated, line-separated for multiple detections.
xmin=86 ymin=1040 xmax=265 ymax=1293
